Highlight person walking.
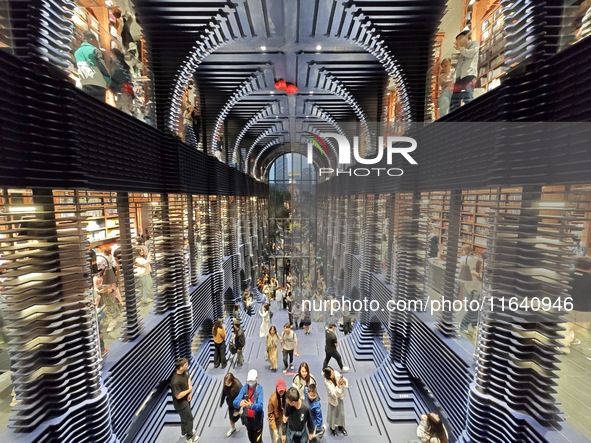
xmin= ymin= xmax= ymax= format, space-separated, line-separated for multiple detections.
xmin=280 ymin=323 xmax=299 ymax=374
xmin=268 ymin=378 xmax=287 ymax=443
xmin=233 ymin=370 xmax=264 ymax=443
xmin=281 ymin=387 xmax=315 ymax=443
xmin=322 ymin=324 xmax=349 ymax=372
xmin=219 ymin=373 xmax=243 ymax=437
xmin=267 ymin=325 xmax=281 ymax=371
xmin=305 ymin=384 xmax=326 ymax=441
xmin=171 ymin=358 xmax=199 ymax=442
xmin=292 ymin=362 xmax=317 ymax=399
xmin=212 ymin=318 xmax=227 ymax=369
xmin=134 ymin=246 xmax=153 ymax=305
xmin=259 ymin=303 xmax=272 ymax=338
xmin=323 ymin=366 xmax=348 ymax=437
xmin=232 ymin=319 xmax=246 ymax=368
xmin=450 ymin=30 xmax=479 ymax=112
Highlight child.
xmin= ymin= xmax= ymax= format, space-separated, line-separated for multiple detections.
xmin=306 ymin=384 xmax=326 ymax=440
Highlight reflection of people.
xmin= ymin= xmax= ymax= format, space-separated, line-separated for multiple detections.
xmin=438 ymin=58 xmax=454 ymax=117
xmin=428 ymin=225 xmax=440 ymax=258
xmin=171 ymin=358 xmax=199 ymax=442
xmin=458 ymin=246 xmax=481 ymax=301
xmin=416 ymin=412 xmax=448 ymax=443
xmin=110 ymin=48 xmax=134 ymax=114
xmin=75 ymin=32 xmax=111 ymax=101
xmin=135 ymin=246 xmax=153 ymax=304
xmin=450 ymin=30 xmax=479 ymax=112
xmin=259 ymin=303 xmax=272 ymax=338
xmin=563 ymin=257 xmax=591 ymax=350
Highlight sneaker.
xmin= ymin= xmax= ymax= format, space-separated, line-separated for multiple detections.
xmin=290 ymin=364 xmax=294 ymax=369
xmin=341 ymin=427 xmax=348 ymax=436
xmin=221 ymin=363 xmax=227 ymax=369
xmin=283 ymin=369 xmax=288 ymax=374
xmin=341 ymin=366 xmax=350 ymax=372
xmin=572 ymin=339 xmax=582 ymax=346
xmin=226 ymin=427 xmax=237 ymax=437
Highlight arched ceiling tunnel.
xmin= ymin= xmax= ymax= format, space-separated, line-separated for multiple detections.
xmin=134 ymin=0 xmax=447 ymax=178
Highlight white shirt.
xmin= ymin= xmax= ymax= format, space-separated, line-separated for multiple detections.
xmin=135 ymin=255 xmax=151 ymax=276
xmin=455 ymin=41 xmax=479 ymax=79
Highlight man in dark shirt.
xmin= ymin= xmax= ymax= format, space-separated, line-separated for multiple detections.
xmin=232 ymin=319 xmax=246 ymax=367
xmin=281 ymin=387 xmax=315 ymax=443
xmin=171 ymin=358 xmax=199 ymax=442
xmin=322 ymin=324 xmax=349 ymax=372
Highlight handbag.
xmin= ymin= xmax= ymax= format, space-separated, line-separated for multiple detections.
xmin=229 ymin=342 xmax=237 ymax=354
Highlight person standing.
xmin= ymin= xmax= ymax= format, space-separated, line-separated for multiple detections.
xmin=268 ymin=378 xmax=287 ymax=443
xmin=75 ymin=31 xmax=111 ymax=101
xmin=280 ymin=323 xmax=299 ymax=374
xmin=281 ymin=387 xmax=315 ymax=443
xmin=292 ymin=362 xmax=317 ymax=399
xmin=267 ymin=325 xmax=281 ymax=371
xmin=322 ymin=324 xmax=349 ymax=372
xmin=232 ymin=319 xmax=246 ymax=368
xmin=171 ymin=358 xmax=199 ymax=442
xmin=292 ymin=302 xmax=302 ymax=329
xmin=438 ymin=58 xmax=454 ymax=117
xmin=323 ymin=367 xmax=348 ymax=437
xmin=220 ymin=372 xmax=243 ymax=437
xmin=110 ymin=48 xmax=134 ymax=114
xmin=135 ymin=246 xmax=153 ymax=304
xmin=450 ymin=30 xmax=479 ymax=112
xmin=259 ymin=303 xmax=272 ymax=338
xmin=233 ymin=370 xmax=264 ymax=443
xmin=212 ymin=319 xmax=227 ymax=369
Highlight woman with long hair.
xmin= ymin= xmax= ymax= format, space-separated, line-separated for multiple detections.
xmin=417 ymin=412 xmax=449 ymax=443
xmin=292 ymin=362 xmax=317 ymax=398
xmin=266 ymin=325 xmax=280 ymax=371
xmin=323 ymin=366 xmax=348 ymax=436
xmin=259 ymin=303 xmax=272 ymax=338
xmin=212 ymin=318 xmax=227 ymax=369
xmin=219 ymin=372 xmax=243 ymax=437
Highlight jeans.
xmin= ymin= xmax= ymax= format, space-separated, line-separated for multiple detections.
xmin=438 ymin=89 xmax=452 ymax=117
xmin=177 ymin=403 xmax=195 ymax=438
xmin=322 ymin=350 xmax=344 ymax=371
xmin=283 ymin=349 xmax=294 ymax=370
xmin=235 ymin=349 xmax=244 ymax=366
xmin=286 ymin=427 xmax=310 ymax=443
xmin=450 ymin=75 xmax=476 ymax=112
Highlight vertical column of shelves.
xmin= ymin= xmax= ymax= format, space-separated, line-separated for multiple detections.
xmin=73 ymin=191 xmax=119 ymax=248
xmin=478 ymin=3 xmax=506 ymax=92
xmin=461 ymin=189 xmax=497 ymax=253
xmin=428 ymin=191 xmax=451 ymax=259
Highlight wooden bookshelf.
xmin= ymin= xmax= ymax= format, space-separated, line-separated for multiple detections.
xmin=478 ymin=2 xmax=506 ymax=92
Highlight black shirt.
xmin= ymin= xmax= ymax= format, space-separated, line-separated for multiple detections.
xmin=325 ymin=330 xmax=338 ymax=352
xmin=171 ymin=371 xmax=190 ymax=411
xmin=220 ymin=381 xmax=243 ymax=409
xmin=282 ymin=401 xmax=315 ymax=434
